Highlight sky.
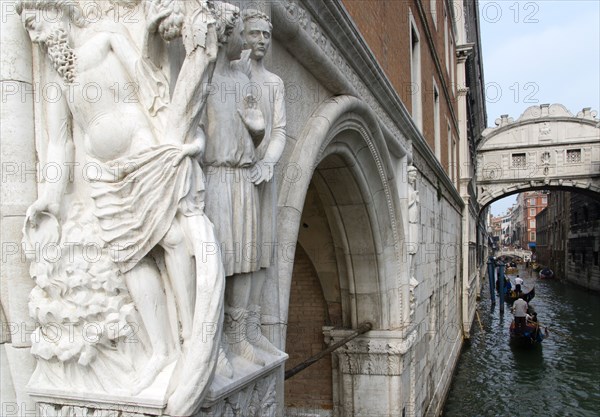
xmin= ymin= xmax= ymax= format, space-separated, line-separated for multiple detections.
xmin=479 ymin=0 xmax=600 ymax=216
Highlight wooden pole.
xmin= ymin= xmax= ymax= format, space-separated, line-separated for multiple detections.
xmin=284 ymin=322 xmax=373 ymax=380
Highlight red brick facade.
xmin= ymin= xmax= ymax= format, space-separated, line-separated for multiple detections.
xmin=284 ymin=244 xmax=333 ymax=411
xmin=342 ymin=0 xmax=459 ymax=180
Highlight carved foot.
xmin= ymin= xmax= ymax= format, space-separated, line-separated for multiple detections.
xmin=248 ymin=332 xmax=282 ymax=357
xmin=228 ymin=338 xmax=265 ymax=366
xmin=131 ymin=353 xmax=175 ymax=395
xmin=216 ymin=345 xmax=233 ymax=378
xmin=224 ymin=307 xmax=265 ymax=366
xmin=247 ymin=305 xmax=283 ymax=357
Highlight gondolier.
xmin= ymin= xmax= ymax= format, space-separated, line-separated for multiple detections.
xmin=512 ymin=295 xmax=528 ymax=329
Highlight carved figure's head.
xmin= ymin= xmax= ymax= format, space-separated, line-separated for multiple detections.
xmin=210 ymin=1 xmax=241 ymax=57
xmin=17 ymin=0 xmax=80 ymax=83
xmin=241 ymin=9 xmax=272 ymax=61
xmin=17 ymin=0 xmax=87 ymax=36
xmin=407 ymin=165 xmax=418 ymax=186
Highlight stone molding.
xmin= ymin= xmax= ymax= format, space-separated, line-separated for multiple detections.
xmin=277 ymin=95 xmax=407 ymax=332
xmin=324 ymin=329 xmax=416 ymax=376
xmin=272 ymin=0 xmax=409 ymax=159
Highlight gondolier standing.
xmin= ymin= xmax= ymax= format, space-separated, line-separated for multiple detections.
xmin=515 ymin=275 xmax=524 ymax=294
xmin=512 ymin=295 xmax=528 ymax=329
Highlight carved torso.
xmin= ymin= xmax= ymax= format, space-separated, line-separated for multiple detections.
xmin=203 ymin=69 xmax=256 ymax=167
xmin=65 ymin=31 xmax=158 ymax=162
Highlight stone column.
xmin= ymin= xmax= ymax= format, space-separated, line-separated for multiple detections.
xmin=1 ymin=2 xmax=37 ymax=415
xmin=455 ymin=46 xmax=472 ymax=337
xmin=326 ymin=329 xmax=416 ymax=417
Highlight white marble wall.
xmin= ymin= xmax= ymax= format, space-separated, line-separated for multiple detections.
xmin=1 ymin=4 xmax=37 ymax=415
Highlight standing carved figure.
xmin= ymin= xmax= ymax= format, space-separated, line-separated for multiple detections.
xmin=199 ymin=3 xmax=270 ymax=365
xmin=407 ymin=165 xmax=420 ymax=273
xmin=407 ymin=166 xmax=420 ymax=318
xmin=228 ymin=9 xmax=287 ymax=358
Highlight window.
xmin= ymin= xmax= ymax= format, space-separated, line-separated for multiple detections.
xmin=530 ymin=232 xmax=535 ymax=241
xmin=410 ymin=15 xmax=422 ymax=132
xmin=512 ymin=153 xmax=526 ymax=168
xmin=452 ymin=137 xmax=457 ymax=185
xmin=530 ymin=219 xmax=536 ymax=228
xmin=444 ymin=6 xmax=449 ymax=73
xmin=433 ymin=81 xmax=440 ymax=160
xmin=530 ymin=198 xmax=535 ymax=205
xmin=542 ymin=197 xmax=547 ymax=204
xmin=450 ymin=36 xmax=455 ymax=93
xmin=566 ymin=149 xmax=582 ymax=163
xmin=530 ymin=208 xmax=536 ymax=216
xmin=430 ymin=0 xmax=437 ymax=28
xmin=447 ymin=122 xmax=452 ymax=178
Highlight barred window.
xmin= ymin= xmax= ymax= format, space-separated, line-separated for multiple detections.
xmin=566 ymin=149 xmax=582 ymax=163
xmin=512 ymin=153 xmax=527 ymax=168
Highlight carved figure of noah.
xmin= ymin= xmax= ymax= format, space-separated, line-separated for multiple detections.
xmin=17 ymin=0 xmax=230 ymax=414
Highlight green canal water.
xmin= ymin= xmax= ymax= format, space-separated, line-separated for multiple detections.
xmin=442 ymin=268 xmax=600 ymax=416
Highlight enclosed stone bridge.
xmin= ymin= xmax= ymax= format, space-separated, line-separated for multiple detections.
xmin=496 ymin=248 xmax=532 ymax=261
xmin=476 ymin=104 xmax=600 ymax=208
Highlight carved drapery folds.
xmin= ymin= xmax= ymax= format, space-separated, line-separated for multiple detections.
xmin=16 ymin=0 xmax=285 ymax=415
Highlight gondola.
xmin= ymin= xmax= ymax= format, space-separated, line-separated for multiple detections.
xmin=539 ymin=268 xmax=554 ymax=279
xmin=509 ymin=319 xmax=546 ymax=346
xmin=505 ymin=286 xmax=535 ymax=304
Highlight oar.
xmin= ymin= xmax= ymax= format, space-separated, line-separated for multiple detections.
xmin=475 ymin=309 xmax=485 ymax=332
xmin=538 ymin=323 xmax=570 ymax=339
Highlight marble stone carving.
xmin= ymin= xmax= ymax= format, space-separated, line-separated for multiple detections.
xmin=13 ymin=0 xmax=273 ymax=415
xmin=407 ymin=165 xmax=420 ymax=318
xmin=216 ymin=9 xmax=287 ymax=367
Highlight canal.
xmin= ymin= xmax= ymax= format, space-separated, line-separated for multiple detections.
xmin=443 ymin=267 xmax=600 ymax=416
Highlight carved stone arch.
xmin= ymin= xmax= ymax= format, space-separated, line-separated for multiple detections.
xmin=278 ymin=96 xmax=407 ymax=346
xmin=479 ymin=183 xmax=600 ymax=214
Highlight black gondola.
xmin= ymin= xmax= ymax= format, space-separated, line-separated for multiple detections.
xmin=509 ymin=319 xmax=546 ymax=346
xmin=539 ymin=268 xmax=554 ymax=279
xmin=505 ymin=286 xmax=535 ymax=304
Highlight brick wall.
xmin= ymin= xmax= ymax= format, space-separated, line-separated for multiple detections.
xmin=284 ymin=244 xmax=333 ymax=411
xmin=342 ymin=0 xmax=459 ymax=180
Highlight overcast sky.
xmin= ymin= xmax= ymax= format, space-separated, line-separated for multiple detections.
xmin=479 ymin=0 xmax=600 ymax=216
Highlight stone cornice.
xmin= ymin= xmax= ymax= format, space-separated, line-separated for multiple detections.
xmin=324 ymin=328 xmax=418 ymax=376
xmin=272 ymin=0 xmax=410 ymax=159
xmin=412 ymin=140 xmax=465 ymax=211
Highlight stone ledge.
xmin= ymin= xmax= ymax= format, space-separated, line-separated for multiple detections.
xmin=203 ymin=353 xmax=287 ymax=407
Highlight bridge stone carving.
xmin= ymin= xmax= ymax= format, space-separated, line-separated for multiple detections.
xmin=477 ymin=104 xmax=600 ymax=207
xmin=496 ymin=248 xmax=532 ymax=261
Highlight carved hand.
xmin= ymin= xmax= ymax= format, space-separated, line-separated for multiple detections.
xmin=237 ymin=95 xmax=265 ymax=138
xmin=173 ymin=143 xmax=203 ymax=166
xmin=25 ymin=198 xmax=59 ymax=228
xmin=250 ymin=160 xmax=275 ymax=185
xmin=146 ymin=0 xmax=171 ymax=33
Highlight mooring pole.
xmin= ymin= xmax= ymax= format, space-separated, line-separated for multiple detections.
xmin=284 ymin=322 xmax=372 ymax=380
xmin=498 ymin=260 xmax=505 ymax=314
xmin=487 ymin=256 xmax=496 ymax=304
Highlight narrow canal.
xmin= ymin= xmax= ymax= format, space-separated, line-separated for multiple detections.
xmin=443 ymin=267 xmax=600 ymax=416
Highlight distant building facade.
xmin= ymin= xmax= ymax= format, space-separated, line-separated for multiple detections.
xmin=517 ymin=191 xmax=548 ymax=249
xmin=536 ymin=192 xmax=599 ymax=291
